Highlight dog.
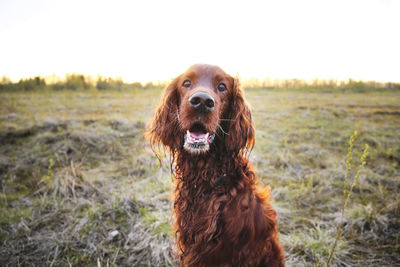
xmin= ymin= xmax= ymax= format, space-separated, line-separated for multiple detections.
xmin=147 ymin=64 xmax=284 ymax=266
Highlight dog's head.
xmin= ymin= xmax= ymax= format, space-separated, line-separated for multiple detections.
xmin=147 ymin=64 xmax=254 ymax=156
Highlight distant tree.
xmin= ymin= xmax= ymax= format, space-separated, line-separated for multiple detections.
xmin=144 ymin=82 xmax=154 ymax=89
xmin=96 ymin=76 xmax=123 ymax=90
xmin=327 ymin=79 xmax=338 ymax=89
xmin=114 ymin=77 xmax=123 ymax=90
xmin=273 ymin=78 xmax=282 ymax=88
xmin=130 ymin=82 xmax=143 ymax=89
xmin=0 ymin=75 xmax=12 ymax=91
xmin=262 ymin=77 xmax=272 ymax=88
xmin=96 ymin=76 xmax=111 ymax=90
xmin=384 ymin=82 xmax=400 ymax=90
xmin=0 ymin=75 xmax=12 ymax=84
xmin=51 ymin=82 xmax=65 ymax=91
xmin=347 ymin=79 xmax=367 ymax=91
xmin=16 ymin=76 xmax=46 ymax=91
xmin=65 ymin=74 xmax=89 ymax=90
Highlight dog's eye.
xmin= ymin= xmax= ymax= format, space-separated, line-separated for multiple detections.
xmin=182 ymin=80 xmax=191 ymax=88
xmin=217 ymin=83 xmax=227 ymax=92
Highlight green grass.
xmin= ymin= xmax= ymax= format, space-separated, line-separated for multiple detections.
xmin=0 ymin=88 xmax=399 ymax=266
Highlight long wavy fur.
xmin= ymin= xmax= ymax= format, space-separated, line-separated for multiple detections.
xmin=146 ymin=70 xmax=284 ymax=267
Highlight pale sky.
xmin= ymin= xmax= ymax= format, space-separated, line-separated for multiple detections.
xmin=0 ymin=0 xmax=399 ymax=82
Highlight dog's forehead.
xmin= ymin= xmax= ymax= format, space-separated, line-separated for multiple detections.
xmin=186 ymin=64 xmax=227 ymax=81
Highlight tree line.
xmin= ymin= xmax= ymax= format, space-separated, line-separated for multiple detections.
xmin=0 ymin=74 xmax=399 ymax=92
xmin=0 ymin=74 xmax=164 ymax=91
xmin=244 ymin=77 xmax=400 ymax=91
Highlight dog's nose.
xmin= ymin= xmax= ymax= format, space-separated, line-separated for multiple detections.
xmin=189 ymin=92 xmax=215 ymax=113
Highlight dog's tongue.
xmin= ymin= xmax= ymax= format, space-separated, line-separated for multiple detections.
xmin=190 ymin=132 xmax=206 ymax=138
xmin=185 ymin=130 xmax=215 ymax=146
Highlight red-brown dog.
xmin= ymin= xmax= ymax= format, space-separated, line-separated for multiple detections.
xmin=147 ymin=64 xmax=285 ymax=266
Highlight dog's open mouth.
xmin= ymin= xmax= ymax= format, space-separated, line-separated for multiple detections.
xmin=183 ymin=123 xmax=215 ymax=154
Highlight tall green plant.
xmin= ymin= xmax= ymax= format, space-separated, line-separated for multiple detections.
xmin=327 ymin=131 xmax=369 ymax=266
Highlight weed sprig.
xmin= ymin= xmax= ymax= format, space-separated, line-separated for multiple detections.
xmin=327 ymin=131 xmax=369 ymax=265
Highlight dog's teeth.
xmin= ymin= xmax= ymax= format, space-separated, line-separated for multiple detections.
xmin=186 ymin=130 xmax=194 ymax=143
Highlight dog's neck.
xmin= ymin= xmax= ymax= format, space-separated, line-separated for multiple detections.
xmin=174 ymin=150 xmax=254 ymax=198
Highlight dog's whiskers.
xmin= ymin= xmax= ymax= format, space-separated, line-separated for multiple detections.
xmin=217 ymin=124 xmax=229 ymax=136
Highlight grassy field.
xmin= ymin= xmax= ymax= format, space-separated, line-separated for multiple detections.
xmin=0 ymin=88 xmax=399 ymax=266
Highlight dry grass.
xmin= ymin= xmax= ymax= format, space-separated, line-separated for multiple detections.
xmin=0 ymin=88 xmax=399 ymax=266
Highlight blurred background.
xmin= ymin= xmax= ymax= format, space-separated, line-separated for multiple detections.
xmin=0 ymin=0 xmax=399 ymax=266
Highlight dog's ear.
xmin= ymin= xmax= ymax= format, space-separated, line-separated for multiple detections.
xmin=225 ymin=77 xmax=255 ymax=155
xmin=146 ymin=76 xmax=182 ymax=155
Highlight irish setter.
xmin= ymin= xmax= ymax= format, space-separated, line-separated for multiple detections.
xmin=147 ymin=64 xmax=285 ymax=266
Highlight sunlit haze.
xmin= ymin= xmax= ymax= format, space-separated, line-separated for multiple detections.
xmin=1 ymin=0 xmax=399 ymax=83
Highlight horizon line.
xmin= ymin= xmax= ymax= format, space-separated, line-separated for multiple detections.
xmin=1 ymin=73 xmax=399 ymax=85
